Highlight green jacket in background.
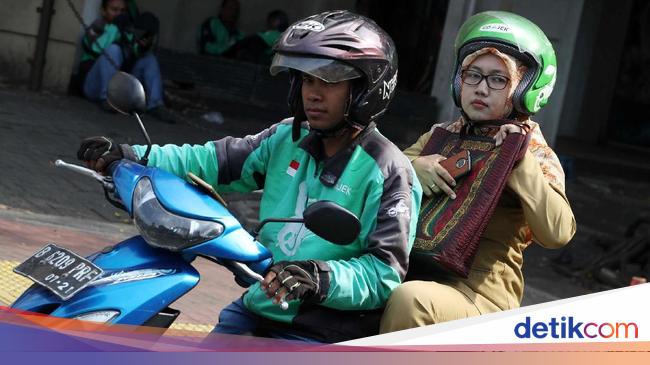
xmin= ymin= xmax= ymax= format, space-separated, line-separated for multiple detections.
xmin=257 ymin=30 xmax=282 ymax=56
xmin=130 ymin=119 xmax=422 ymax=341
xmin=80 ymin=19 xmax=123 ymax=63
xmin=80 ymin=21 xmax=149 ymax=65
xmin=199 ymin=16 xmax=244 ymax=56
xmin=80 ymin=2 xmax=140 ymax=63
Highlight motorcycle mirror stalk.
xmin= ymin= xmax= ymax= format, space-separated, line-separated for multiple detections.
xmin=107 ymin=72 xmax=152 ymax=164
xmin=253 ymin=201 xmax=361 ymax=245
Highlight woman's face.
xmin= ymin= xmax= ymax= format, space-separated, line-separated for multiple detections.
xmin=460 ymin=53 xmax=515 ymax=121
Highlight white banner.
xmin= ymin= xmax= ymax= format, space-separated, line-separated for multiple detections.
xmin=345 ymin=283 xmax=649 ymax=346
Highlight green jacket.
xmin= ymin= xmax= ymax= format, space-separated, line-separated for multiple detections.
xmin=80 ymin=18 xmax=144 ymax=64
xmin=80 ymin=19 xmax=122 ymax=63
xmin=199 ymin=17 xmax=244 ymax=56
xmin=130 ymin=119 xmax=421 ymax=340
xmin=257 ymin=30 xmax=282 ymax=56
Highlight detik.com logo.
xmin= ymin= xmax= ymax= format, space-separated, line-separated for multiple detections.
xmin=514 ymin=316 xmax=638 ymax=339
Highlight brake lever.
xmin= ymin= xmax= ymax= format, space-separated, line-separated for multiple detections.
xmin=55 ymin=159 xmax=115 ymax=191
xmin=55 ymin=159 xmax=105 ymax=181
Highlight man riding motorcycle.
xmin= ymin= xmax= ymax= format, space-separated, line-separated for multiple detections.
xmin=78 ymin=10 xmax=422 ymax=342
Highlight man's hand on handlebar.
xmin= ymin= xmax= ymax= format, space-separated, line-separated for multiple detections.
xmin=77 ymin=136 xmax=127 ymax=173
xmin=262 ymin=260 xmax=330 ymax=306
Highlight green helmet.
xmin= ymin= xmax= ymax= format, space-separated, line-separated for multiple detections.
xmin=451 ymin=11 xmax=557 ymax=115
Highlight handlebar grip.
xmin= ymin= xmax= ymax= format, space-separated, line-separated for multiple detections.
xmin=230 ymin=261 xmax=289 ymax=310
xmin=106 ymin=160 xmax=122 ymax=176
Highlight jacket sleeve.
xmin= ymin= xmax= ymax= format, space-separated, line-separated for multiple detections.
xmin=83 ymin=21 xmax=121 ymax=58
xmin=130 ymin=123 xmax=282 ymax=193
xmin=507 ymin=149 xmax=576 ymax=248
xmin=321 ymin=166 xmax=422 ymax=310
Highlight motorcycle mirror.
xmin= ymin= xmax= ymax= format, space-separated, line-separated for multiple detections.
xmin=107 ymin=71 xmax=152 ymax=163
xmin=303 ymin=201 xmax=360 ymax=245
xmin=107 ymin=71 xmax=147 ymax=115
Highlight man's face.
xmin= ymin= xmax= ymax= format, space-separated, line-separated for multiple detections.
xmin=301 ymin=74 xmax=351 ymax=131
xmin=102 ymin=0 xmax=126 ymax=23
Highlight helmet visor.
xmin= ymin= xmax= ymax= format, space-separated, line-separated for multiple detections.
xmin=270 ymin=54 xmax=362 ymax=83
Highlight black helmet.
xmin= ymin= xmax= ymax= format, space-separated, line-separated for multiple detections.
xmin=270 ymin=10 xmax=398 ymax=139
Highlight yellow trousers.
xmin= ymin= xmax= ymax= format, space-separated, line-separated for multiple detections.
xmin=379 ymin=280 xmax=501 ymax=333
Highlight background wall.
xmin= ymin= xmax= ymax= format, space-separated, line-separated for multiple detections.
xmin=0 ymin=0 xmax=88 ymax=90
xmin=0 ymin=0 xmax=633 ymax=146
xmin=0 ymin=0 xmax=356 ymax=91
xmin=137 ymin=0 xmax=356 ymax=53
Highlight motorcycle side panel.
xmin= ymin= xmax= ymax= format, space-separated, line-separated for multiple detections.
xmin=187 ymin=228 xmax=273 ymax=263
xmin=115 ymin=160 xmax=235 ymax=222
xmin=11 ymin=236 xmax=200 ymax=326
xmin=151 ymin=169 xmax=233 ymax=221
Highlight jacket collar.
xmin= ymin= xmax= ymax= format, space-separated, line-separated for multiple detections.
xmin=298 ymin=122 xmax=377 ymax=187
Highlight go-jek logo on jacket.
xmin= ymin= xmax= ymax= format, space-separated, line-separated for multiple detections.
xmin=514 ymin=316 xmax=639 ymax=339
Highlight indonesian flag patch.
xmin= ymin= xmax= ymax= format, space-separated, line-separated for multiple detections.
xmin=286 ymin=160 xmax=300 ymax=177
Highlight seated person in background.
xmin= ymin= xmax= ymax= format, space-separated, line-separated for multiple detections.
xmin=79 ymin=0 xmax=173 ymax=122
xmin=224 ymin=9 xmax=290 ymax=64
xmin=199 ymin=0 xmax=243 ymax=56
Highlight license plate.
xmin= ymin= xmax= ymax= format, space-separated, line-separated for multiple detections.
xmin=13 ymin=244 xmax=103 ymax=300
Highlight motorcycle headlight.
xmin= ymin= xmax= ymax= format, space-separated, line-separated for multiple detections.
xmin=132 ymin=178 xmax=224 ymax=251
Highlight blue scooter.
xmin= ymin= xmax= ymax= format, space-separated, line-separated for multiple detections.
xmin=11 ymin=72 xmax=360 ymax=328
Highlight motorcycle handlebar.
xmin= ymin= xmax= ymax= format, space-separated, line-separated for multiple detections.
xmin=55 ymin=159 xmax=289 ymax=310
xmin=55 ymin=159 xmax=115 ymax=191
xmin=55 ymin=160 xmax=106 ymax=182
xmin=230 ymin=261 xmax=289 ymax=310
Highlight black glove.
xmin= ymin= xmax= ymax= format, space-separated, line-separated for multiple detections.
xmin=77 ymin=136 xmax=135 ymax=173
xmin=266 ymin=260 xmax=330 ymax=303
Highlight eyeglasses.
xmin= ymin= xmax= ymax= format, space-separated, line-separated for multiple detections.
xmin=461 ymin=70 xmax=510 ymax=90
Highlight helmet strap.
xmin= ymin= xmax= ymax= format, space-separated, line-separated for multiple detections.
xmin=292 ymin=113 xmax=307 ymax=142
xmin=343 ymin=79 xmax=369 ymax=129
xmin=289 ymin=71 xmax=307 ymax=142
